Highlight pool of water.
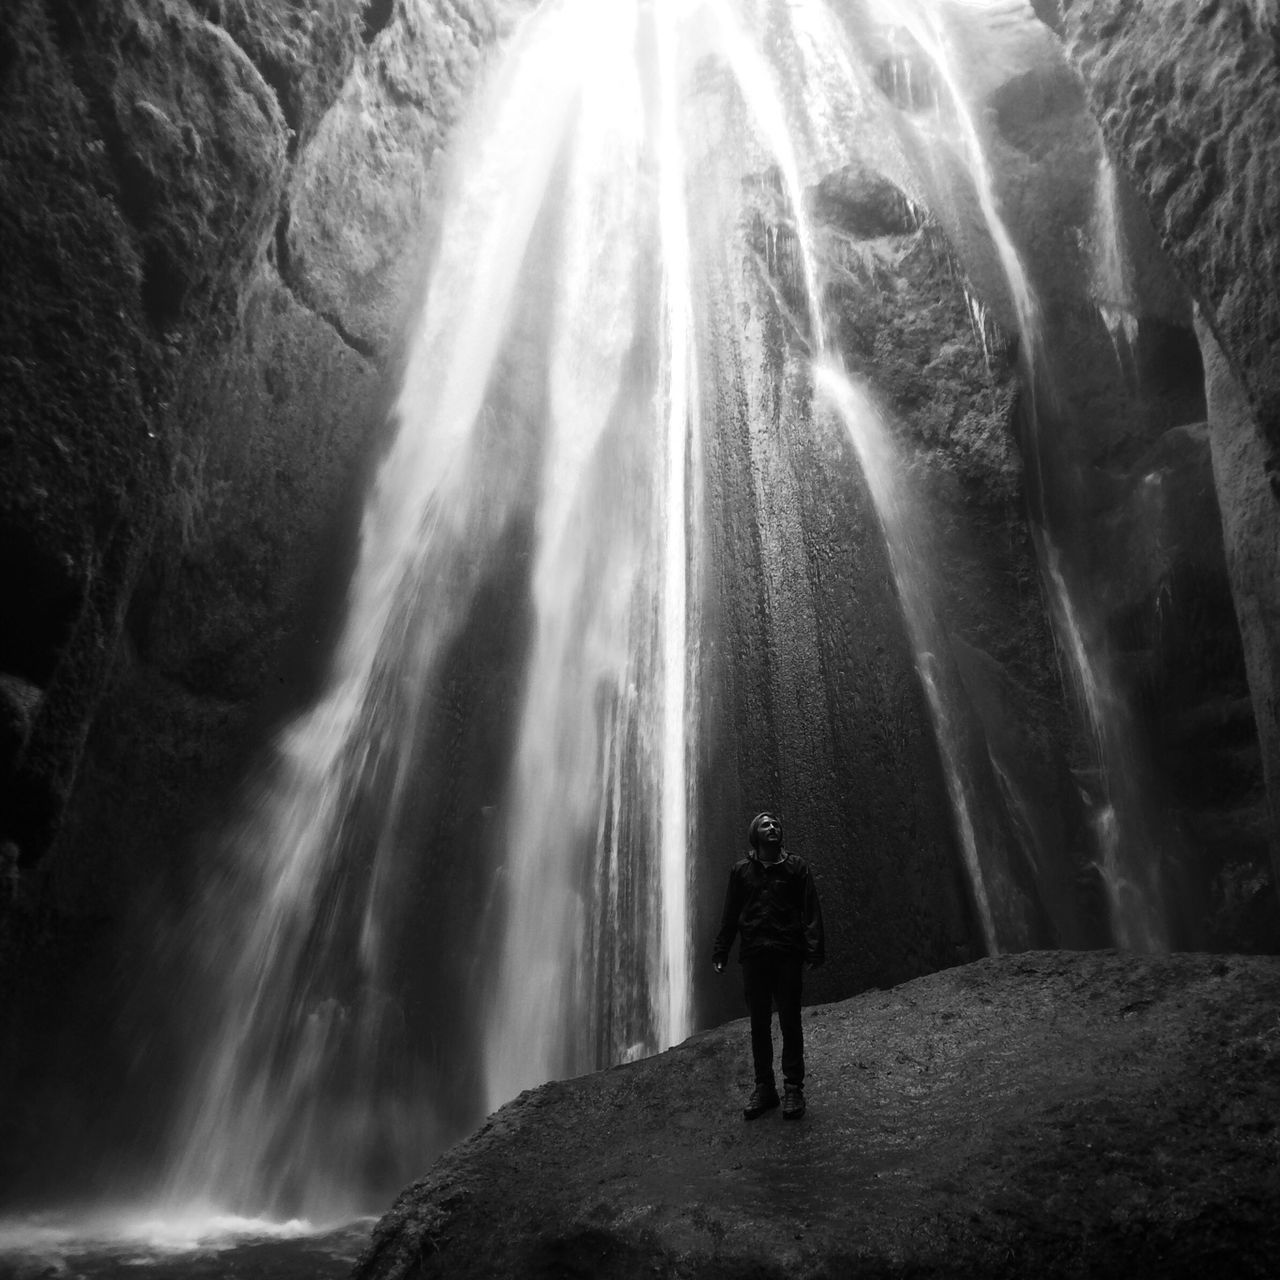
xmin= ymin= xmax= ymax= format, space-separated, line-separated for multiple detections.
xmin=0 ymin=1212 xmax=374 ymax=1280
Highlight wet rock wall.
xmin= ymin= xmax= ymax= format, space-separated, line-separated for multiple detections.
xmin=0 ymin=0 xmax=525 ymax=1197
xmin=1053 ymin=0 xmax=1280 ymax=922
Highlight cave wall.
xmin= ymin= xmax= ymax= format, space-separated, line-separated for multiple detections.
xmin=0 ymin=0 xmax=528 ymax=1195
xmin=858 ymin=0 xmax=1277 ymax=948
xmin=0 ymin=0 xmax=291 ymax=885
xmin=1 ymin=0 xmax=532 ymax=892
xmin=1056 ymin=0 xmax=1280 ymax=899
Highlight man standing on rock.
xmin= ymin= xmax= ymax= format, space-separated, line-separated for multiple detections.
xmin=712 ymin=811 xmax=825 ymax=1120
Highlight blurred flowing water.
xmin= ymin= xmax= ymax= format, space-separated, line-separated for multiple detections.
xmin=7 ymin=0 xmax=1187 ymax=1263
xmin=159 ymin=0 xmax=874 ymax=1226
xmin=1090 ymin=151 xmax=1140 ymax=364
xmin=0 ymin=1213 xmax=371 ymax=1280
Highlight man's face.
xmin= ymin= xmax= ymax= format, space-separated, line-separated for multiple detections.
xmin=757 ymin=815 xmax=782 ymax=846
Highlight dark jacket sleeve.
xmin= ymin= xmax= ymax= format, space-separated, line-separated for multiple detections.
xmin=712 ymin=865 xmax=744 ymax=963
xmin=803 ymin=864 xmax=825 ymax=964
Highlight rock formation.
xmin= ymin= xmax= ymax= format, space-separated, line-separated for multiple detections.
xmin=353 ymin=951 xmax=1280 ymax=1280
xmin=0 ymin=0 xmax=529 ymax=1197
xmin=0 ymin=0 xmax=1278 ymax=1224
xmin=1055 ymin=0 xmax=1280 ymax=934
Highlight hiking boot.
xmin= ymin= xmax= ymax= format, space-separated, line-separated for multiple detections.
xmin=782 ymin=1084 xmax=806 ymax=1120
xmin=742 ymin=1083 xmax=780 ymax=1120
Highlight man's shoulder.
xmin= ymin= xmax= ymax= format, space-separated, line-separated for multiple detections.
xmin=782 ymin=853 xmax=813 ymax=874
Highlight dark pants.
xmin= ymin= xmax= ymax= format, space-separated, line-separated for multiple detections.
xmin=742 ymin=951 xmax=804 ymax=1089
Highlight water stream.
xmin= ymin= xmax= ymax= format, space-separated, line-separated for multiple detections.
xmin=2 ymin=0 xmax=1189 ymax=1265
xmin=1090 ymin=149 xmax=1140 ymax=366
xmin=881 ymin=0 xmax=1173 ymax=949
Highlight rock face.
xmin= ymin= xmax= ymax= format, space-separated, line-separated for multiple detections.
xmin=1056 ymin=0 xmax=1280 ymax=910
xmin=0 ymin=0 xmax=290 ymax=874
xmin=0 ymin=0 xmax=525 ymax=1197
xmin=691 ymin=147 xmax=989 ymax=1023
xmin=354 ymin=951 xmax=1280 ymax=1280
xmin=0 ymin=0 xmax=529 ymax=886
xmin=883 ymin=0 xmax=1278 ymax=949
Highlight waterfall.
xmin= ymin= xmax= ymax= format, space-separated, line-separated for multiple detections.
xmin=479 ymin=0 xmax=699 ymax=1110
xmin=151 ymin=0 xmax=1177 ymax=1228
xmin=1041 ymin=542 xmax=1169 ymax=951
xmin=881 ymin=0 xmax=1173 ymax=949
xmin=163 ymin=0 xmax=706 ymax=1219
xmin=158 ymin=0 xmax=894 ymax=1223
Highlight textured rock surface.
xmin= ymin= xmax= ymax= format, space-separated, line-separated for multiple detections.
xmin=0 ymin=0 xmax=522 ymax=1200
xmin=1062 ymin=0 xmax=1280 ymax=451
xmin=1056 ymin=0 xmax=1280 ymax=912
xmin=689 ymin=119 xmax=991 ymax=1023
xmin=0 ymin=0 xmax=290 ymax=869
xmin=354 ymin=951 xmax=1280 ymax=1280
xmin=1198 ymin=319 xmax=1280 ymax=936
xmin=283 ymin=0 xmax=531 ymax=350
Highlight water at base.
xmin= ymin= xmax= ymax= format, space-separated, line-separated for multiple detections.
xmin=0 ymin=1210 xmax=370 ymax=1280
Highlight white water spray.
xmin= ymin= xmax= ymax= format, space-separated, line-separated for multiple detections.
xmin=151 ymin=0 xmax=1166 ymax=1229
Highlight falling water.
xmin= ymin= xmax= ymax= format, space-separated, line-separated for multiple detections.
xmin=1090 ymin=150 xmax=1140 ymax=365
xmin=816 ymin=362 xmax=1000 ymax=953
xmin=890 ymin=1 xmax=1045 ymax=387
xmin=881 ymin=0 xmax=1174 ymax=949
xmin=164 ymin=0 xmax=710 ymax=1219
xmin=1042 ymin=543 xmax=1168 ymax=950
xmin=143 ymin=0 xmax=1181 ymax=1232
xmin=157 ymin=0 xmax=920 ymax=1223
xmin=480 ymin=0 xmax=701 ymax=1110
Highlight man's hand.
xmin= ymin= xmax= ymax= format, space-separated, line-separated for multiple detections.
xmin=713 ymin=960 xmax=725 ymax=974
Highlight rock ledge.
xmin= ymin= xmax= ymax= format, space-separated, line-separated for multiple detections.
xmin=355 ymin=951 xmax=1280 ymax=1279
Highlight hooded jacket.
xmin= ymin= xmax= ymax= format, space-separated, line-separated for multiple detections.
xmin=712 ymin=848 xmax=825 ymax=966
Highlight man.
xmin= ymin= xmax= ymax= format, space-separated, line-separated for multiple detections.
xmin=712 ymin=811 xmax=825 ymax=1120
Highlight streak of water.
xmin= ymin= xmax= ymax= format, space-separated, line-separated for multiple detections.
xmin=1042 ymin=541 xmax=1168 ymax=951
xmin=883 ymin=0 xmax=1174 ymax=950
xmin=815 ymin=360 xmax=1000 ymax=953
xmin=480 ymin=0 xmax=698 ymax=1108
xmin=654 ymin=0 xmax=698 ymax=1059
xmin=1090 ymin=149 xmax=1140 ymax=367
xmin=891 ymin=1 xmax=1044 ymax=386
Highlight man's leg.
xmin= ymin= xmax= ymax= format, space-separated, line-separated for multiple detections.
xmin=740 ymin=953 xmax=780 ymax=1119
xmin=742 ymin=953 xmax=777 ymax=1085
xmin=773 ymin=955 xmax=806 ymax=1117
